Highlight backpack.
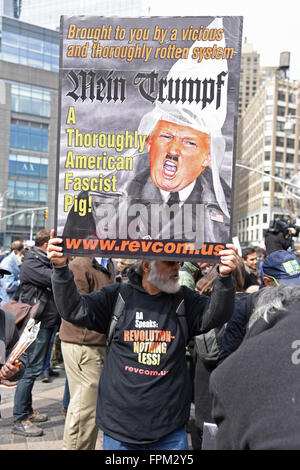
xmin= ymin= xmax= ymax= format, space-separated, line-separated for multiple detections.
xmin=106 ymin=282 xmax=189 ymax=347
xmin=194 ymin=325 xmax=226 ymax=365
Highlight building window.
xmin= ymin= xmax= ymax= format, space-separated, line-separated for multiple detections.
xmin=277 ymin=91 xmax=286 ymax=101
xmin=286 ymin=138 xmax=295 ymax=149
xmin=8 ymin=180 xmax=47 ymax=202
xmin=286 ymin=154 xmax=294 ymax=164
xmin=274 ymin=182 xmax=282 ymax=193
xmin=6 ymin=209 xmax=45 ymax=231
xmin=11 ymin=83 xmax=51 ymax=118
xmin=266 ymin=105 xmax=273 ymax=115
xmin=264 ymin=182 xmax=269 ymax=191
xmin=275 ymin=167 xmax=283 ymax=177
xmin=275 ymin=152 xmax=283 ymax=162
xmin=277 ymin=106 xmax=286 ymax=117
xmin=285 ymin=168 xmax=294 ymax=179
xmin=265 ymin=136 xmax=272 ymax=146
xmin=10 ymin=119 xmax=48 ymax=152
xmin=263 ymin=214 xmax=268 ymax=223
xmin=265 ymin=151 xmax=271 ymax=160
xmin=9 ymin=154 xmax=48 ymax=179
xmin=289 ymin=93 xmax=296 ymax=104
xmin=276 ymin=121 xmax=285 ymax=132
xmin=1 ymin=28 xmax=59 ymax=72
xmin=276 ymin=136 xmax=284 ymax=147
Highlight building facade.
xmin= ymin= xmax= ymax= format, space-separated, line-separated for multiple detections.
xmin=238 ymin=39 xmax=261 ymax=119
xmin=0 ymin=1 xmax=149 ymax=249
xmin=0 ymin=16 xmax=59 ymax=247
xmin=20 ymin=0 xmax=149 ymax=30
xmin=234 ymin=72 xmax=300 ymax=248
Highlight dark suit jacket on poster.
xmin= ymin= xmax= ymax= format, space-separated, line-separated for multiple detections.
xmin=125 ymin=165 xmax=231 ymax=244
xmin=62 ymin=166 xmax=231 ymax=245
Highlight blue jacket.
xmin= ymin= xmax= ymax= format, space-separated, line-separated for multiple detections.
xmin=0 ymin=252 xmax=21 ymax=306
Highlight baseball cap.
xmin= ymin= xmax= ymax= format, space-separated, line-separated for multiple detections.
xmin=263 ymin=250 xmax=300 ymax=286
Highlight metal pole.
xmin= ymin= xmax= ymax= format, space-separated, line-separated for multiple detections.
xmin=30 ymin=211 xmax=35 ymax=241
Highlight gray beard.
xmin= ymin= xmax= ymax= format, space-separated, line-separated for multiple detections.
xmin=148 ymin=261 xmax=180 ymax=294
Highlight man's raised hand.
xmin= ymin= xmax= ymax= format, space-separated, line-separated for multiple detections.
xmin=47 ymin=229 xmax=68 ymax=267
xmin=218 ymin=244 xmax=240 ymax=276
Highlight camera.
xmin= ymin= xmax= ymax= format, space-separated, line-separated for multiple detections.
xmin=268 ymin=217 xmax=300 ymax=236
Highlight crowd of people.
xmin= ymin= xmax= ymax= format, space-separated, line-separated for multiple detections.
xmin=1 ymin=229 xmax=300 ymax=450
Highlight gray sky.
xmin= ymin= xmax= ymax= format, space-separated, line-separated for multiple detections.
xmin=149 ymin=0 xmax=300 ymax=80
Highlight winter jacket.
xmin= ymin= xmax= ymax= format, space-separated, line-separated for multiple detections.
xmin=218 ymin=290 xmax=260 ymax=364
xmin=19 ymin=247 xmax=60 ymax=330
xmin=52 ymin=264 xmax=236 ymax=445
xmin=264 ymin=230 xmax=294 ymax=255
xmin=59 ymin=257 xmax=114 ymax=346
xmin=0 ymin=309 xmax=26 ymax=381
xmin=179 ymin=262 xmax=200 ymax=290
xmin=0 ymin=252 xmax=22 ymax=306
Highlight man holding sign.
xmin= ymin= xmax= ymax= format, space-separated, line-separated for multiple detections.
xmin=48 ymin=231 xmax=239 ymax=450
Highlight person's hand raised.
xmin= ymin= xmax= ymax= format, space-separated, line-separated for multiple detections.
xmin=218 ymin=244 xmax=240 ymax=276
xmin=47 ymin=229 xmax=68 ymax=267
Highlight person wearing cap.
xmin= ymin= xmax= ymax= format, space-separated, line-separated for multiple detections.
xmin=0 ymin=241 xmax=25 ymax=307
xmin=210 ymin=284 xmax=300 ymax=449
xmin=218 ymin=250 xmax=300 ymax=364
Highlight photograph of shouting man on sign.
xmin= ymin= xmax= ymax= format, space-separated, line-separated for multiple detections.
xmin=57 ymin=16 xmax=242 ymax=260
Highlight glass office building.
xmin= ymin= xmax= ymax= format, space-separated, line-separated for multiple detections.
xmin=0 ymin=1 xmax=149 ymax=247
xmin=20 ymin=0 xmax=149 ymax=30
xmin=1 ymin=20 xmax=59 ymax=71
xmin=0 ymin=16 xmax=59 ymax=246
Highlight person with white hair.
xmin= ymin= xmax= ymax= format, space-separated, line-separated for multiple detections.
xmin=210 ymin=284 xmax=300 ymax=450
xmin=47 ymin=231 xmax=239 ymax=450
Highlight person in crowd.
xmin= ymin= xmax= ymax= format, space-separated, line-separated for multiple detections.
xmin=219 ymin=249 xmax=300 ymax=364
xmin=242 ymin=247 xmax=261 ymax=291
xmin=115 ymin=259 xmax=138 ymax=282
xmin=0 ymin=266 xmax=27 ymax=418
xmin=60 ymin=255 xmax=114 ymax=450
xmin=47 ymin=230 xmax=239 ymax=451
xmin=11 ymin=230 xmax=61 ymax=438
xmin=188 ymin=258 xmax=246 ymax=450
xmin=0 ymin=267 xmax=26 ymax=387
xmin=0 ymin=241 xmax=25 ymax=306
xmin=210 ymin=284 xmax=300 ymax=449
xmin=178 ymin=262 xmax=205 ymax=290
xmin=38 ymin=326 xmax=60 ymax=383
xmin=255 ymin=247 xmax=266 ymax=281
xmin=0 ymin=251 xmax=8 ymax=263
xmin=0 ymin=310 xmax=26 ymax=418
xmin=264 ymin=218 xmax=299 ymax=255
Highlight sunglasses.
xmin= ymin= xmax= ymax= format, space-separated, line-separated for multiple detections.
xmin=164 ymin=261 xmax=184 ymax=267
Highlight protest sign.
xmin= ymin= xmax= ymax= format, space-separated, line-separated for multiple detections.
xmin=55 ymin=16 xmax=243 ymax=260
